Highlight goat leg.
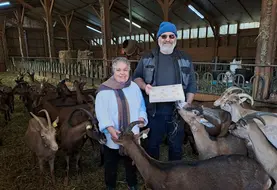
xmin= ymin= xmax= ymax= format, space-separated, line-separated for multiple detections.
xmin=64 ymin=155 xmax=70 ymax=186
xmin=76 ymin=153 xmax=82 ymax=183
xmin=38 ymin=158 xmax=44 ymax=186
xmin=49 ymin=158 xmax=56 ymax=185
xmin=32 ymin=153 xmax=37 ymax=166
xmin=99 ymin=145 xmax=104 ymax=167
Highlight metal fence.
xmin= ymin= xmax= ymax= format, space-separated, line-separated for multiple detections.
xmin=7 ymin=57 xmax=277 ymax=96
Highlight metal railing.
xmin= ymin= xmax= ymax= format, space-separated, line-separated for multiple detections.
xmin=6 ymin=57 xmax=277 ymax=96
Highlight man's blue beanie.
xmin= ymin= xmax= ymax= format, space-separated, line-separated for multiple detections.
xmin=157 ymin=21 xmax=177 ymax=39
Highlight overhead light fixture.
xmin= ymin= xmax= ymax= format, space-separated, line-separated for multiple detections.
xmin=86 ymin=25 xmax=102 ymax=34
xmin=188 ymin=4 xmax=204 ymax=19
xmin=124 ymin=18 xmax=141 ymax=28
xmin=0 ymin=1 xmax=11 ymax=7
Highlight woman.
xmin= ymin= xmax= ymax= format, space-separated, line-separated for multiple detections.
xmin=95 ymin=57 xmax=148 ymax=190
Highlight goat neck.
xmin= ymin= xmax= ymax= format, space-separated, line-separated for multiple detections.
xmin=179 ymin=109 xmax=218 ymax=159
xmin=63 ymin=120 xmax=91 ymax=141
xmin=122 ymin=137 xmax=167 ymax=189
xmin=245 ymin=120 xmax=277 ymax=182
xmin=227 ymin=103 xmax=255 ymax=122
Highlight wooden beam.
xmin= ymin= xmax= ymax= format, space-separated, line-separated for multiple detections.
xmin=0 ymin=16 xmax=8 ymax=69
xmin=16 ymin=0 xmax=34 ymax=9
xmin=41 ymin=0 xmax=55 ymax=58
xmin=59 ymin=10 xmax=74 ymax=50
xmin=13 ymin=7 xmax=26 ymax=57
xmin=99 ymin=0 xmax=111 ymax=78
xmin=109 ymin=0 xmax=115 ymax=10
xmin=156 ymin=0 xmax=175 ymax=21
xmin=90 ymin=4 xmax=100 ymax=19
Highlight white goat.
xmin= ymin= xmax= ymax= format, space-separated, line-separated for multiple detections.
xmin=214 ymin=87 xmax=277 ymax=148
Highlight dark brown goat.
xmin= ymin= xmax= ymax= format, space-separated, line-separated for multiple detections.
xmin=59 ymin=108 xmax=106 ymax=185
xmin=73 ymin=80 xmax=88 ymax=104
xmin=113 ymin=121 xmax=272 ymax=190
xmin=0 ymin=91 xmax=11 ymax=123
xmin=24 ymin=109 xmax=59 ymax=185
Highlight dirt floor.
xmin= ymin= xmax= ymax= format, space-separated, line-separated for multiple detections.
xmin=0 ymin=72 xmax=197 ymax=190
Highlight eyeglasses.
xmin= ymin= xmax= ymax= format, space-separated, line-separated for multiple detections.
xmin=160 ymin=34 xmax=176 ymax=39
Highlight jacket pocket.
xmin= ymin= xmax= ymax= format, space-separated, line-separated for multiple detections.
xmin=181 ymin=66 xmax=190 ymax=88
xmin=143 ymin=65 xmax=155 ymax=84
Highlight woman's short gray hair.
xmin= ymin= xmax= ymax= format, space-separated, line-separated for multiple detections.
xmin=112 ymin=57 xmax=131 ymax=73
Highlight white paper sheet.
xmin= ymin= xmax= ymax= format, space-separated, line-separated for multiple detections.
xmin=149 ymin=84 xmax=185 ymax=103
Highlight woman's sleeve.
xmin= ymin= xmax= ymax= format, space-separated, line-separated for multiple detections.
xmin=138 ymin=88 xmax=148 ymax=126
xmin=95 ymin=91 xmax=114 ymax=132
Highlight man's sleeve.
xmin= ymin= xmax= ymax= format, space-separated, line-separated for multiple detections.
xmin=132 ymin=58 xmax=144 ymax=80
xmin=185 ymin=61 xmax=197 ymax=94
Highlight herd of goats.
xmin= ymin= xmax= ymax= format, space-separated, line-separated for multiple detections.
xmin=0 ymin=71 xmax=277 ymax=190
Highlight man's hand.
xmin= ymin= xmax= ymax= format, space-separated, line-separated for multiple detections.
xmin=107 ymin=126 xmax=121 ymax=139
xmin=145 ymin=84 xmax=152 ymax=95
xmin=138 ymin=117 xmax=145 ymax=128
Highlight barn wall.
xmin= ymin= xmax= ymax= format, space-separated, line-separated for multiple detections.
xmin=6 ymin=27 xmax=261 ymax=63
xmin=90 ymin=28 xmax=258 ymax=62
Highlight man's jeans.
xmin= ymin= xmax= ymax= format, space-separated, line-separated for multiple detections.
xmin=146 ymin=114 xmax=184 ymax=161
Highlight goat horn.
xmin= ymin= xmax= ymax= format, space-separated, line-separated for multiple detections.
xmin=30 ymin=112 xmax=46 ymax=129
xmin=237 ymin=93 xmax=254 ymax=105
xmin=38 ymin=109 xmax=52 ymax=128
xmin=184 ymin=106 xmax=203 ymax=115
xmin=223 ymin=86 xmax=244 ymax=95
xmin=67 ymin=108 xmax=97 ymax=127
xmin=88 ymin=94 xmax=95 ymax=104
xmin=241 ymin=112 xmax=277 ymax=126
xmin=125 ymin=120 xmax=144 ymax=133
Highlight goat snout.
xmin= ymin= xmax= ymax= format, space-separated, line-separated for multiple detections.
xmin=99 ymin=138 xmax=107 ymax=145
xmin=51 ymin=143 xmax=59 ymax=151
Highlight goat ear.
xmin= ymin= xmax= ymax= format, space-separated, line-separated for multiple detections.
xmin=135 ymin=128 xmax=150 ymax=141
xmin=52 ymin=117 xmax=59 ymax=127
xmin=79 ymin=82 xmax=86 ymax=90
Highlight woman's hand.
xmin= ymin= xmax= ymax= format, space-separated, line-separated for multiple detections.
xmin=138 ymin=117 xmax=145 ymax=128
xmin=107 ymin=126 xmax=121 ymax=139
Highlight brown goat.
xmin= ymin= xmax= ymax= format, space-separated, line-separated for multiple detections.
xmin=24 ymin=109 xmax=59 ymax=185
xmin=59 ymin=108 xmax=106 ymax=185
xmin=112 ymin=121 xmax=272 ymax=190
xmin=73 ymin=80 xmax=88 ymax=104
xmin=179 ymin=108 xmax=247 ymax=160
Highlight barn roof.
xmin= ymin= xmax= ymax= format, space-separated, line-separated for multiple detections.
xmin=1 ymin=0 xmax=261 ymax=39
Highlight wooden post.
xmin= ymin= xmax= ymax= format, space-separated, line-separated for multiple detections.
xmin=41 ymin=0 xmax=55 ymax=59
xmin=0 ymin=17 xmax=7 ymax=71
xmin=235 ymin=22 xmax=240 ymax=58
xmin=157 ymin=0 xmax=175 ymax=21
xmin=99 ymin=0 xmax=111 ymax=79
xmin=2 ymin=18 xmax=8 ymax=69
xmin=13 ymin=7 xmax=26 ymax=57
xmin=254 ymin=0 xmax=277 ymax=99
xmin=59 ymin=11 xmax=74 ymax=50
xmin=213 ymin=25 xmax=220 ymax=59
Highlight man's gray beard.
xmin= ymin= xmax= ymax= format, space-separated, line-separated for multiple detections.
xmin=159 ymin=41 xmax=177 ymax=54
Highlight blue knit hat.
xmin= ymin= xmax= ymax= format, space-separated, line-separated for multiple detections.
xmin=157 ymin=21 xmax=177 ymax=39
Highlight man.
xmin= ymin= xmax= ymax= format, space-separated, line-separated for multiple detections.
xmin=133 ymin=21 xmax=197 ymax=161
